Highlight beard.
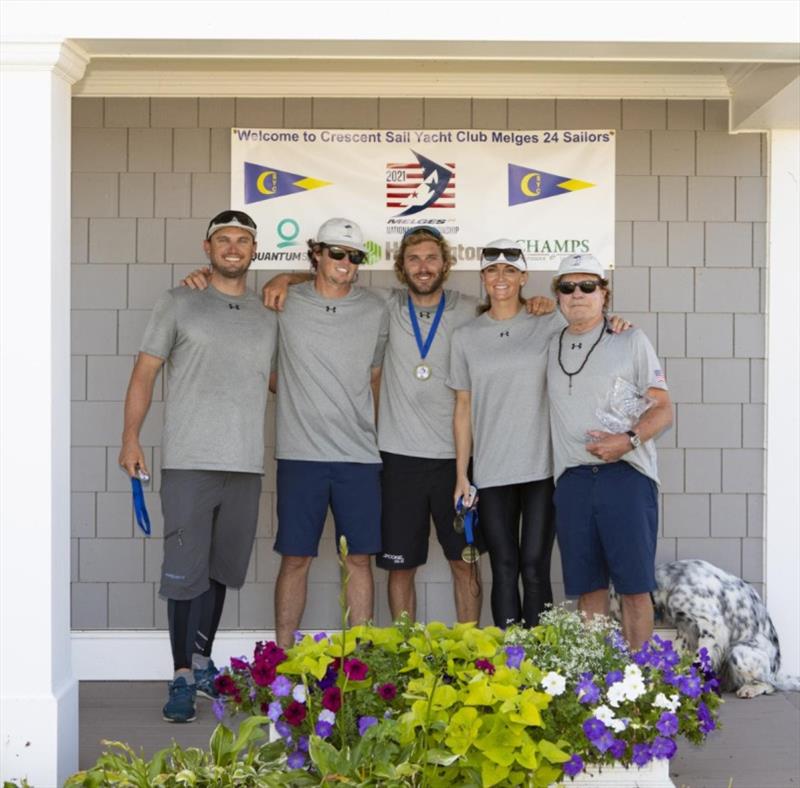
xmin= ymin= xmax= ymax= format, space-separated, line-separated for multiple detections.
xmin=211 ymin=258 xmax=251 ymax=279
xmin=405 ymin=269 xmax=446 ymax=296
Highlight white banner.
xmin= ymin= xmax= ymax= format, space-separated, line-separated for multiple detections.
xmin=230 ymin=128 xmax=615 ymax=271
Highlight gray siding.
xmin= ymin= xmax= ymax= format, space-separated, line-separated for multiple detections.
xmin=70 ymin=97 xmax=766 ymax=629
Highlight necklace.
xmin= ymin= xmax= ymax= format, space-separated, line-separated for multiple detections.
xmin=558 ymin=317 xmax=607 ymax=394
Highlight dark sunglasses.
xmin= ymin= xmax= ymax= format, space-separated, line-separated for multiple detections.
xmin=482 ymin=248 xmax=525 ymax=264
xmin=323 ymin=245 xmax=367 ymax=265
xmin=556 ymin=280 xmax=602 ymax=295
xmin=403 ymin=225 xmax=443 ymax=240
xmin=207 ymin=210 xmax=256 ymax=229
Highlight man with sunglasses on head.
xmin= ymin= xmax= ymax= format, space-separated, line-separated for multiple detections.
xmin=547 ymin=253 xmax=673 ymax=650
xmin=263 ymin=228 xmax=555 ymax=626
xmin=271 ymin=218 xmax=389 ymax=649
xmin=119 ymin=210 xmax=277 ymax=723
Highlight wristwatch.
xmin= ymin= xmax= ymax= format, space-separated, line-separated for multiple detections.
xmin=626 ymin=430 xmax=642 ymax=449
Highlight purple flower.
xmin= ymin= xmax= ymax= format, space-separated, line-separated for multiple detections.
xmin=605 ymin=670 xmax=624 ymax=686
xmin=592 ymin=730 xmax=615 ymax=753
xmin=505 ymin=645 xmax=525 ymax=669
xmin=317 ymin=665 xmax=338 ymax=691
xmin=298 ymin=735 xmax=309 ymax=753
xmin=582 ymin=717 xmax=606 ymax=742
xmin=656 ymin=711 xmax=679 ymax=736
xmin=284 ymin=700 xmax=307 ymax=727
xmin=575 ymin=674 xmax=601 ymax=704
xmin=677 ymin=673 xmax=702 ymax=699
xmin=293 ymin=630 xmax=304 ymax=644
xmin=632 ymin=743 xmax=652 ymax=767
xmin=313 ymin=632 xmax=328 ymax=642
xmin=358 ymin=715 xmax=378 ymax=736
xmin=563 ymin=754 xmax=584 ymax=777
xmin=696 ymin=646 xmax=713 ymax=672
xmin=287 ymin=750 xmax=306 ymax=769
xmin=609 ymin=739 xmax=626 ymax=759
xmin=475 ymin=658 xmax=496 ymax=675
xmin=315 ymin=720 xmax=333 ymax=738
xmin=212 ymin=698 xmax=225 ymax=721
xmin=651 ymin=736 xmax=678 ymax=760
xmin=267 ymin=700 xmax=283 ymax=722
xmin=275 ymin=720 xmax=292 ymax=740
xmin=697 ymin=701 xmax=716 ymax=734
xmin=322 ymin=686 xmax=342 ymax=712
xmin=270 ymin=675 xmax=292 ymax=697
xmin=607 ymin=630 xmax=628 ymax=654
xmin=344 ymin=658 xmax=369 ymax=681
xmin=230 ymin=656 xmax=249 ymax=672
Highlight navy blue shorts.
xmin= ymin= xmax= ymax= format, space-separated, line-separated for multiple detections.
xmin=554 ymin=462 xmax=658 ymax=596
xmin=275 ymin=460 xmax=382 ymax=557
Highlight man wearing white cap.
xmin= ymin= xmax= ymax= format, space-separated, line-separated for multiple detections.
xmin=272 ymin=218 xmax=389 ymax=648
xmin=120 ymin=210 xmax=277 ymax=722
xmin=547 ymin=254 xmax=673 ymax=650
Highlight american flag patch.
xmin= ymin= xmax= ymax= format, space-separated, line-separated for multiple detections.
xmin=653 ymin=369 xmax=666 ymax=385
xmin=385 ymin=161 xmax=456 ymax=209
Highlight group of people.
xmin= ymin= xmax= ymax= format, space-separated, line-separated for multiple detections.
xmin=119 ymin=209 xmax=672 ymax=723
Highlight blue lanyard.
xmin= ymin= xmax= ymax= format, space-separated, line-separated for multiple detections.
xmin=407 ymin=293 xmax=446 ymax=360
xmin=456 ymin=496 xmax=478 ymax=546
xmin=131 ymin=477 xmax=151 ymax=536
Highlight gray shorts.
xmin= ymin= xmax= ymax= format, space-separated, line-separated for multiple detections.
xmin=159 ymin=469 xmax=261 ymax=600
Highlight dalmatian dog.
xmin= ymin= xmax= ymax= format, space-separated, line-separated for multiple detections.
xmin=610 ymin=559 xmax=800 ymax=699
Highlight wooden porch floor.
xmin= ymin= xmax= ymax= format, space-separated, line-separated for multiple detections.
xmin=79 ymin=682 xmax=800 ymax=787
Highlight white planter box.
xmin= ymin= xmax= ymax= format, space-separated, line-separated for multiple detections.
xmin=552 ymin=758 xmax=674 ymax=787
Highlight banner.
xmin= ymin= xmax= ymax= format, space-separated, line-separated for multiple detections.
xmin=230 ymin=128 xmax=615 ymax=271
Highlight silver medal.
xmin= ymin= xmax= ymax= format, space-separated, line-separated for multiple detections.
xmin=415 ymin=363 xmax=432 ymax=381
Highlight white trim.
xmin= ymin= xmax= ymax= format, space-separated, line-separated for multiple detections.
xmin=764 ymin=130 xmax=800 ymax=675
xmin=72 ymin=629 xmax=682 ymax=680
xmin=0 ymin=40 xmax=88 ymax=82
xmin=73 ymin=67 xmax=732 ymax=99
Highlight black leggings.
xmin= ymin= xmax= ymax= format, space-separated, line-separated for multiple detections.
xmin=478 ymin=478 xmax=556 ymax=628
xmin=167 ymin=579 xmax=227 ymax=671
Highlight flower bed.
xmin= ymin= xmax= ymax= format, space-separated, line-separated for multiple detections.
xmin=213 ymin=605 xmax=720 ymax=786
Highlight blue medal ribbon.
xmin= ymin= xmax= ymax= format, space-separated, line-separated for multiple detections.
xmin=455 ymin=495 xmax=478 ymax=547
xmin=408 ymin=293 xmax=446 ymax=362
xmin=131 ymin=477 xmax=151 ymax=536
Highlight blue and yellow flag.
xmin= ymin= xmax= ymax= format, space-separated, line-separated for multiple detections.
xmin=508 ymin=164 xmax=594 ymax=206
xmin=244 ymin=162 xmax=331 ymax=204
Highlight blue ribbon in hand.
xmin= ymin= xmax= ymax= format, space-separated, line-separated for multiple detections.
xmin=131 ymin=477 xmax=151 ymax=536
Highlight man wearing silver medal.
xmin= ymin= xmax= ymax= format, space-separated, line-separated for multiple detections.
xmin=547 ymin=253 xmax=673 ymax=650
xmin=262 ymin=227 xmax=556 ymax=624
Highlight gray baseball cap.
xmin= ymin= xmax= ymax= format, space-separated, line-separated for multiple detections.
xmin=316 ymin=218 xmax=367 ymax=253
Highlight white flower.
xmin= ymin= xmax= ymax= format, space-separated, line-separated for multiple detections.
xmin=607 ymin=682 xmax=627 ymax=708
xmin=621 ymin=676 xmax=646 ymax=701
xmin=653 ymin=692 xmax=681 ymax=712
xmin=292 ymin=684 xmax=307 ymax=703
xmin=318 ymin=709 xmax=336 ymax=724
xmin=541 ymin=672 xmax=566 ymax=696
xmin=623 ymin=664 xmax=643 ymax=681
xmin=594 ymin=704 xmax=616 ymax=725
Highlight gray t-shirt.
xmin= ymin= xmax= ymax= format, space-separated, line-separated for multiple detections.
xmin=141 ymin=285 xmax=278 ymax=473
xmin=276 ymin=281 xmax=389 ymax=463
xmin=447 ymin=309 xmax=565 ymax=489
xmin=377 ymin=287 xmax=479 ymax=459
xmin=546 ymin=324 xmax=668 ymax=484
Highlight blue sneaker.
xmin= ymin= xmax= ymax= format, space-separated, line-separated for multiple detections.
xmin=162 ymin=677 xmax=197 ymax=723
xmin=194 ymin=659 xmax=219 ymax=700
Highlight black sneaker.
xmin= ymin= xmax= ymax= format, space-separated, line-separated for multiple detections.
xmin=194 ymin=659 xmax=220 ymax=700
xmin=162 ymin=676 xmax=197 ymax=723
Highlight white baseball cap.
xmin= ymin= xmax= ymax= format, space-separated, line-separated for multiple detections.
xmin=316 ymin=218 xmax=367 ymax=253
xmin=480 ymin=238 xmax=527 ymax=271
xmin=556 ymin=253 xmax=606 ymax=280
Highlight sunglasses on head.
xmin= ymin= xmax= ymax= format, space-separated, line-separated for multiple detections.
xmin=482 ymin=248 xmax=525 ymax=264
xmin=209 ymin=210 xmax=256 ymax=229
xmin=556 ymin=280 xmax=602 ymax=295
xmin=322 ymin=245 xmax=367 ymax=265
xmin=403 ymin=225 xmax=443 ymax=240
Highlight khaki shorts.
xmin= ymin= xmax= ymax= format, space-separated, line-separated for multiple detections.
xmin=159 ymin=469 xmax=261 ymax=600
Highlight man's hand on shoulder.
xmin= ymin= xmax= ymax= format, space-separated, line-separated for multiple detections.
xmin=525 ymin=295 xmax=556 ymax=316
xmin=607 ymin=314 xmax=633 ymax=333
xmin=262 ymin=273 xmax=292 ymax=311
xmin=180 ymin=266 xmax=212 ymax=290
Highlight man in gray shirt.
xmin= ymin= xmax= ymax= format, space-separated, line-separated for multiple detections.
xmin=272 ymin=218 xmax=389 ymax=649
xmin=120 ymin=210 xmax=277 ymax=723
xmin=546 ymin=253 xmax=673 ymax=650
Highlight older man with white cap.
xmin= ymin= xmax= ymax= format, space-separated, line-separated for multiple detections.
xmin=547 ymin=253 xmax=673 ymax=650
xmin=272 ymin=218 xmax=390 ymax=648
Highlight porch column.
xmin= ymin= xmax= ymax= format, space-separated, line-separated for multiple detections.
xmin=0 ymin=40 xmax=88 ymax=785
xmin=765 ymin=129 xmax=800 ymax=674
